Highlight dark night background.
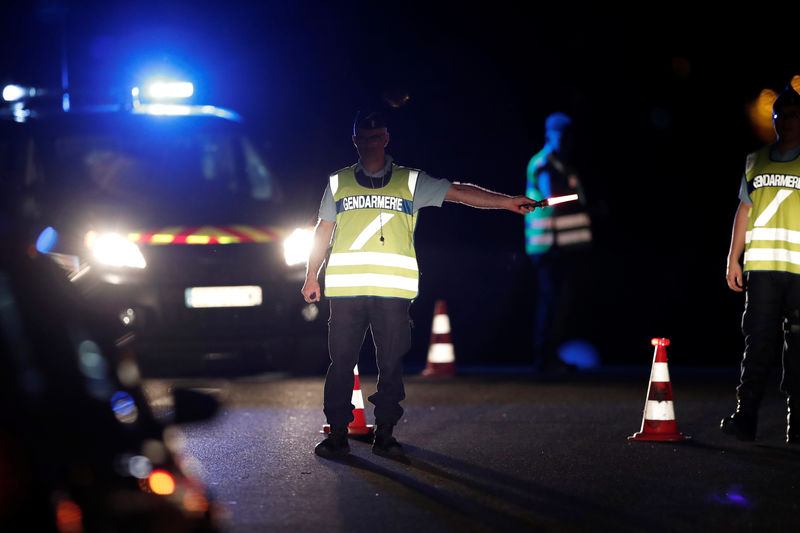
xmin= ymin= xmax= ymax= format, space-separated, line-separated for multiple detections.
xmin=2 ymin=1 xmax=799 ymax=369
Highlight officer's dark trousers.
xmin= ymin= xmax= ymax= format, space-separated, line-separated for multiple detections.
xmin=529 ymin=247 xmax=590 ymax=367
xmin=739 ymin=271 xmax=800 ymax=402
xmin=323 ymin=297 xmax=412 ymax=427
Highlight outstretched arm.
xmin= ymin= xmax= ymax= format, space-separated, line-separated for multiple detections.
xmin=301 ymin=219 xmax=336 ymax=303
xmin=444 ymin=183 xmax=535 ymax=214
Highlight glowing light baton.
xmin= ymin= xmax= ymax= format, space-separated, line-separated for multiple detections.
xmin=522 ymin=193 xmax=579 ymax=209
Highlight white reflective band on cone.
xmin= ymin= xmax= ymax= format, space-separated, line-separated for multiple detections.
xmin=650 ymin=362 xmax=670 ymax=382
xmin=351 ymin=389 xmax=364 ymax=409
xmin=432 ymin=314 xmax=451 ymax=335
xmin=428 ymin=343 xmax=455 ymax=363
xmin=644 ymin=400 xmax=676 ymax=421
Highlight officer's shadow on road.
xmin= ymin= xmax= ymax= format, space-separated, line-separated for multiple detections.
xmin=322 ymin=441 xmax=635 ymax=532
xmin=687 ymin=436 xmax=800 ymax=466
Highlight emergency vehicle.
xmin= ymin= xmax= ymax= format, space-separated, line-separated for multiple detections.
xmin=0 ymin=79 xmax=325 ymax=375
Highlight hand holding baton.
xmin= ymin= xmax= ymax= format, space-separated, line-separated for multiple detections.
xmin=522 ymin=193 xmax=579 ymax=209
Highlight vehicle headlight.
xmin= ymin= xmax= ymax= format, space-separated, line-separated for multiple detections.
xmin=85 ymin=231 xmax=147 ymax=269
xmin=283 ymin=227 xmax=314 ymax=267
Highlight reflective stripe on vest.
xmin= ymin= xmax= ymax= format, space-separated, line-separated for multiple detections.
xmin=525 ymin=211 xmax=592 ymax=254
xmin=743 ymin=146 xmax=800 ymax=275
xmin=325 ymin=165 xmax=420 ymax=298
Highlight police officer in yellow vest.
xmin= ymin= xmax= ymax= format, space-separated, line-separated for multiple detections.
xmin=722 ymin=84 xmax=800 ymax=444
xmin=302 ymin=111 xmax=537 ymax=458
xmin=525 ymin=112 xmax=592 ymax=372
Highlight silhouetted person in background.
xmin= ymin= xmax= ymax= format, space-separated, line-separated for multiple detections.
xmin=525 ymin=112 xmax=592 ymax=372
xmin=722 ymin=84 xmax=800 ymax=443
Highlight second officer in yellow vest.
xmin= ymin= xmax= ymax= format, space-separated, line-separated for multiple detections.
xmin=723 ymin=84 xmax=800 ymax=444
xmin=302 ymin=110 xmax=537 ymax=458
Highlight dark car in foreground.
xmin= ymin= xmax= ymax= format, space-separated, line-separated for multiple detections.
xmin=0 ymin=225 xmax=223 ymax=532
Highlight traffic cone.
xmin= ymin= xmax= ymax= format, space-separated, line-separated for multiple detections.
xmin=421 ymin=299 xmax=456 ymax=377
xmin=628 ymin=338 xmax=691 ymax=442
xmin=322 ymin=365 xmax=374 ymax=437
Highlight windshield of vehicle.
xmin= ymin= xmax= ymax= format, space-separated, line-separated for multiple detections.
xmin=36 ymin=114 xmax=276 ymax=212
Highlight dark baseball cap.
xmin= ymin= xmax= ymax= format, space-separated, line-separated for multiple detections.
xmin=353 ymin=110 xmax=387 ymax=134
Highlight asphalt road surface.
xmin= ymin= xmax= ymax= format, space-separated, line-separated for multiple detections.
xmin=144 ymin=367 xmax=800 ymax=533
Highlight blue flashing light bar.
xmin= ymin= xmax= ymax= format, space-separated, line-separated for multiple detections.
xmin=2 ymin=77 xmax=240 ymax=123
xmin=145 ymin=80 xmax=194 ymax=100
xmin=130 ymin=78 xmax=238 ymax=119
xmin=132 ymin=103 xmax=241 ymax=121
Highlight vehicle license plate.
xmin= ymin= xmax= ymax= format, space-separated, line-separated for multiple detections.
xmin=185 ymin=286 xmax=262 ymax=308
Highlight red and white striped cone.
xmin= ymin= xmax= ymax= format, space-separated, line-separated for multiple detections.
xmin=628 ymin=338 xmax=691 ymax=442
xmin=421 ymin=299 xmax=456 ymax=377
xmin=322 ymin=364 xmax=374 ymax=437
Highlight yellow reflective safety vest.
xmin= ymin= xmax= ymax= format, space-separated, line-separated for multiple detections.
xmin=743 ymin=146 xmax=800 ymax=275
xmin=324 ymin=164 xmax=420 ymax=299
xmin=525 ymin=150 xmax=592 ymax=255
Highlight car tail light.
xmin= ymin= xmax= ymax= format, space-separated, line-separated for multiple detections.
xmin=147 ymin=470 xmax=176 ymax=495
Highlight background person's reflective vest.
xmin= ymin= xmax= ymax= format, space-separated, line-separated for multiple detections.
xmin=743 ymin=146 xmax=800 ymax=275
xmin=525 ymin=151 xmax=592 ymax=255
xmin=324 ymin=164 xmax=420 ymax=299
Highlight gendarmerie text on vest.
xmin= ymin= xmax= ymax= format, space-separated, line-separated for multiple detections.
xmin=751 ymin=173 xmax=800 ymax=189
xmin=337 ymin=194 xmax=412 ymax=213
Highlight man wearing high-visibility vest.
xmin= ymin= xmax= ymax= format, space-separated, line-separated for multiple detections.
xmin=302 ymin=110 xmax=536 ymax=458
xmin=525 ymin=112 xmax=592 ymax=372
xmin=723 ymin=84 xmax=800 ymax=444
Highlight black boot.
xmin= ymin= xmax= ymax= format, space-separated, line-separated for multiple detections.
xmin=720 ymin=395 xmax=759 ymax=441
xmin=315 ymin=425 xmax=350 ymax=458
xmin=787 ymin=397 xmax=800 ymax=444
xmin=372 ymin=424 xmax=404 ymax=457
